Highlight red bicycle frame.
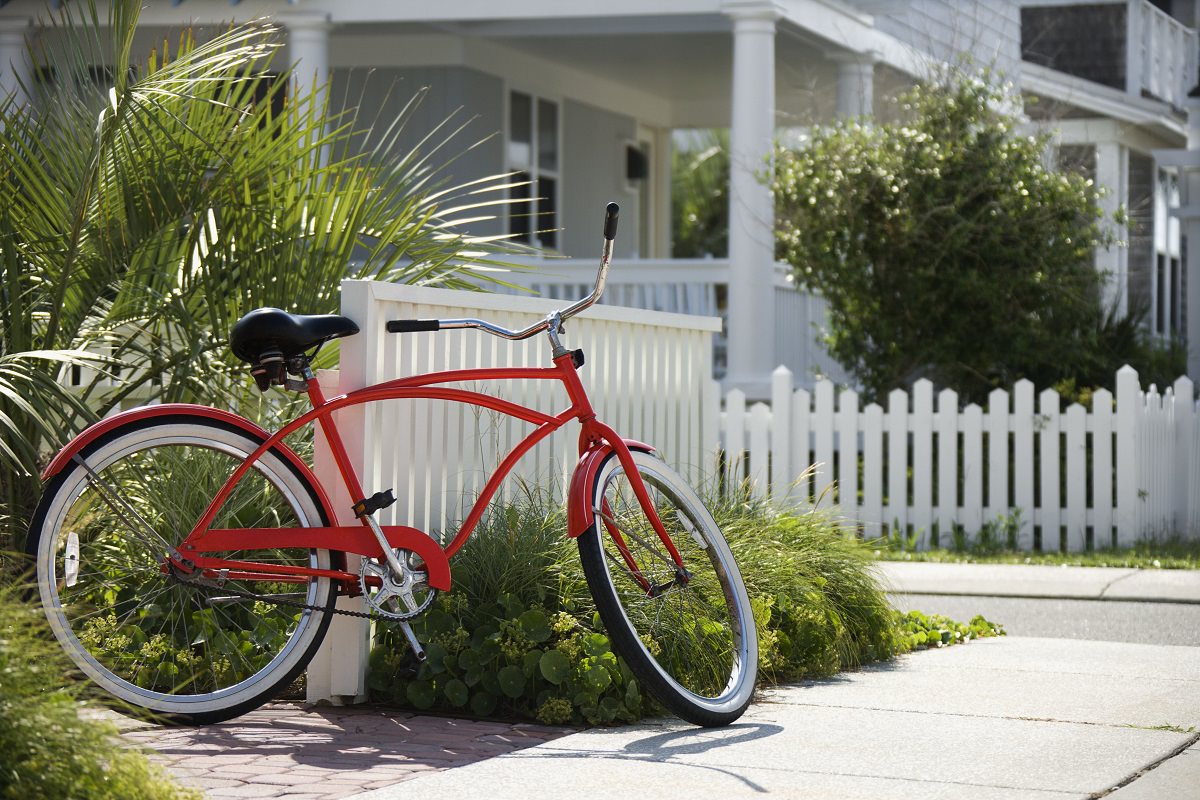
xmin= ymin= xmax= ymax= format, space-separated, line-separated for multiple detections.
xmin=170 ymin=349 xmax=686 ymax=595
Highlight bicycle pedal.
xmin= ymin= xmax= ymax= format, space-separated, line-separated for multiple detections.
xmin=352 ymin=489 xmax=396 ymax=518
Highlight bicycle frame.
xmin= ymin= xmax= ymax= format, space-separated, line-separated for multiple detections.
xmin=170 ymin=347 xmax=686 ymax=595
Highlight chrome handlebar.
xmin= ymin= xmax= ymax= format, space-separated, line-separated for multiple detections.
xmin=385 ymin=203 xmax=619 ymax=342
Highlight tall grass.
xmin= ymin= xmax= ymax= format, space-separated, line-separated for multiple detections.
xmin=0 ymin=573 xmax=200 ymax=799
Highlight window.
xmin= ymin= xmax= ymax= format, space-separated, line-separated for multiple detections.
xmin=1154 ymin=168 xmax=1183 ymax=338
xmin=507 ymin=91 xmax=559 ymax=249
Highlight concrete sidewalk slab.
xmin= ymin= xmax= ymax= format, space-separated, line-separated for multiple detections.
xmin=876 ymin=561 xmax=1200 ymax=603
xmin=352 ymin=637 xmax=1200 ymax=800
xmin=1108 ymin=741 xmax=1200 ymax=799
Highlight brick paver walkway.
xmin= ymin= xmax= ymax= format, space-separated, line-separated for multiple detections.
xmin=118 ymin=703 xmax=571 ymax=799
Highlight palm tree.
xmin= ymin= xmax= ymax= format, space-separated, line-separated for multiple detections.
xmin=0 ymin=1 xmax=525 ymax=551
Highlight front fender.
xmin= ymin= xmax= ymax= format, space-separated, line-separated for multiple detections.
xmin=40 ymin=404 xmax=337 ymax=528
xmin=566 ymin=439 xmax=655 ymax=538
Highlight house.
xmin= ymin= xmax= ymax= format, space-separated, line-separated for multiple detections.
xmin=1 ymin=0 xmax=1195 ymax=394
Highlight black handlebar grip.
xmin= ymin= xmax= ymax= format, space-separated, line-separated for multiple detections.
xmin=603 ymin=202 xmax=620 ymax=241
xmin=386 ymin=319 xmax=440 ymax=333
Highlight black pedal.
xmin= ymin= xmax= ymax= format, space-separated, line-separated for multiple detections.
xmin=353 ymin=489 xmax=396 ymax=518
xmin=571 ymin=348 xmax=586 ymax=368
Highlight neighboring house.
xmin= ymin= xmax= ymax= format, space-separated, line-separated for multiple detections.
xmin=1 ymin=1 xmax=1195 ymax=394
xmin=1019 ymin=0 xmax=1197 ymax=358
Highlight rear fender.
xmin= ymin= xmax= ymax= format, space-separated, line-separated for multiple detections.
xmin=566 ymin=439 xmax=655 ymax=538
xmin=40 ymin=404 xmax=337 ymax=529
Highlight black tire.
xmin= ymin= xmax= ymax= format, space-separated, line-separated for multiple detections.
xmin=577 ymin=450 xmax=757 ymax=726
xmin=27 ymin=415 xmax=337 ymax=724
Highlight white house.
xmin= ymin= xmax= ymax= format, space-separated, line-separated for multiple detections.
xmin=1 ymin=0 xmax=1196 ymax=392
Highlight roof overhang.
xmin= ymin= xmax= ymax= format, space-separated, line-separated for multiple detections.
xmin=1022 ymin=62 xmax=1186 ymax=140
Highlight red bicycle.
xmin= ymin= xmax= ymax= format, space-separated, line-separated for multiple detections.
xmin=27 ymin=204 xmax=757 ymax=727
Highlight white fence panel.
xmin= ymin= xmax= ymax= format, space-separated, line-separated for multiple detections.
xmin=717 ymin=364 xmax=1200 ymax=550
xmin=332 ymin=280 xmax=720 ymax=536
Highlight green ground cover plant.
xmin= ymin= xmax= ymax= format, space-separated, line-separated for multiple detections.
xmin=0 ymin=573 xmax=200 ymax=799
xmin=367 ymin=487 xmax=1004 ymax=725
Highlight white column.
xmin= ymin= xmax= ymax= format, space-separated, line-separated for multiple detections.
xmin=723 ymin=2 xmax=780 ymax=400
xmin=1185 ymin=93 xmax=1200 ymax=380
xmin=0 ymin=18 xmax=33 ymax=105
xmin=282 ymin=12 xmax=332 ymax=110
xmin=1095 ymin=141 xmax=1128 ymax=317
xmin=832 ymin=52 xmax=875 ymax=118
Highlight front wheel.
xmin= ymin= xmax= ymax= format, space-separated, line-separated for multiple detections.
xmin=27 ymin=415 xmax=337 ymax=724
xmin=577 ymin=450 xmax=757 ymax=727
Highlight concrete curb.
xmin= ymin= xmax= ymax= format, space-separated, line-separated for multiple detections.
xmin=875 ymin=561 xmax=1200 ymax=605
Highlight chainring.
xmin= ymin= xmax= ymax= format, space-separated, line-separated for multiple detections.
xmin=358 ymin=549 xmax=439 ymax=621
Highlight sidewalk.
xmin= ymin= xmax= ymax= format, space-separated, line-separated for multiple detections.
xmin=876 ymin=560 xmax=1200 ymax=604
xmin=117 ymin=563 xmax=1200 ymax=799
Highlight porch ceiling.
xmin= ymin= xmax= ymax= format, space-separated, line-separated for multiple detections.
xmin=413 ymin=18 xmax=854 ymax=128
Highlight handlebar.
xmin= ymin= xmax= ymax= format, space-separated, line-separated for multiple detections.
xmin=385 ymin=203 xmax=619 ymax=341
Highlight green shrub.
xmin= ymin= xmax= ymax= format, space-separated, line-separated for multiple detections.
xmin=367 ymin=484 xmax=1003 ymax=724
xmin=0 ymin=576 xmax=200 ymax=800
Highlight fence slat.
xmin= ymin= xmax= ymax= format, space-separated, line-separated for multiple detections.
xmin=962 ymin=404 xmax=983 ymax=536
xmin=1013 ymin=379 xmax=1035 ymax=549
xmin=987 ymin=388 xmax=1010 ymax=525
xmin=771 ymin=366 xmax=793 ymax=497
xmin=863 ymin=402 xmax=884 ymax=538
xmin=1092 ymin=388 xmax=1114 ymax=549
xmin=912 ymin=380 xmax=933 ymax=545
xmin=936 ymin=388 xmax=958 ymax=547
xmin=814 ymin=381 xmax=836 ymax=504
xmin=791 ymin=388 xmax=812 ymax=505
xmin=1065 ymin=403 xmax=1087 ymax=551
xmin=1039 ymin=388 xmax=1062 ymax=551
xmin=748 ymin=402 xmax=771 ymax=498
xmin=838 ymin=389 xmax=860 ymax=521
xmin=725 ymin=390 xmax=746 ymax=488
xmin=887 ymin=388 xmax=908 ymax=536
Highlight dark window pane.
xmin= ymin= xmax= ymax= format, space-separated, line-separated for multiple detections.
xmin=1157 ymin=253 xmax=1166 ymax=334
xmin=537 ymin=177 xmax=557 ymax=249
xmin=509 ymin=91 xmax=532 ymax=169
xmin=537 ymin=99 xmax=558 ymax=172
xmin=509 ymin=171 xmax=532 ymax=242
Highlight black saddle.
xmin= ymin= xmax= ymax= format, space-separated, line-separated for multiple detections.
xmin=229 ymin=307 xmax=359 ymax=364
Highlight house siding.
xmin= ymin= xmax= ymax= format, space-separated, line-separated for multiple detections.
xmin=873 ymin=1 xmax=1023 ymax=79
xmin=1021 ymin=4 xmax=1128 ymax=91
xmin=561 ymin=99 xmax=638 ymax=260
xmin=329 ymin=65 xmax=505 ymax=238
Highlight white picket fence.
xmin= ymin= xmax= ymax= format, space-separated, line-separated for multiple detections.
xmin=722 ymin=365 xmax=1200 ymax=550
xmin=329 ymin=279 xmax=721 ymax=536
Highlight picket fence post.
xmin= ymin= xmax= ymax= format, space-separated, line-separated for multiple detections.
xmin=1115 ymin=366 xmax=1140 ymax=546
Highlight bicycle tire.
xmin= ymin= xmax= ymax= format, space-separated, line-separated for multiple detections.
xmin=577 ymin=450 xmax=757 ymax=727
xmin=27 ymin=415 xmax=338 ymax=724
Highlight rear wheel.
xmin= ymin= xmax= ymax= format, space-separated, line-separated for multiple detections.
xmin=577 ymin=450 xmax=757 ymax=727
xmin=27 ymin=416 xmax=337 ymax=724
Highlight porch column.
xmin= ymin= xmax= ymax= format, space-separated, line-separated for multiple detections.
xmin=0 ymin=18 xmax=33 ymax=105
xmin=1095 ymin=141 xmax=1128 ymax=317
xmin=282 ymin=11 xmax=332 ymax=109
xmin=1185 ymin=93 xmax=1200 ymax=380
xmin=723 ymin=2 xmax=780 ymax=399
xmin=832 ymin=51 xmax=875 ymax=118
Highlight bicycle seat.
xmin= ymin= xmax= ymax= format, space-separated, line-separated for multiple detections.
xmin=229 ymin=307 xmax=359 ymax=363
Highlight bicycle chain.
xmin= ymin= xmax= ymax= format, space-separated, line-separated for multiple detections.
xmin=171 ymin=570 xmax=383 ymax=621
